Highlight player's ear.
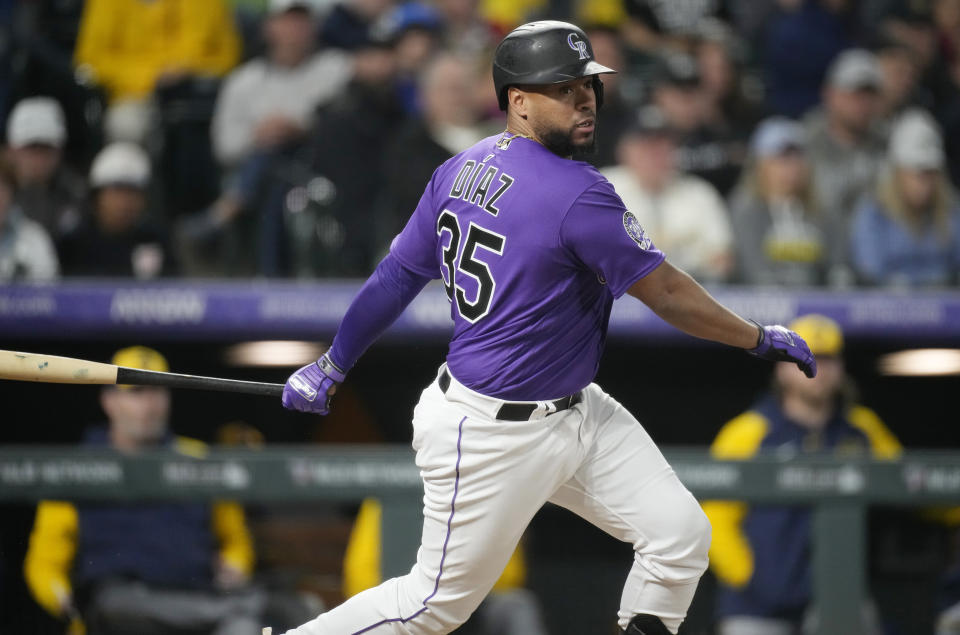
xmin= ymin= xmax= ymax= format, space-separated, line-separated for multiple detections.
xmin=508 ymin=86 xmax=528 ymax=119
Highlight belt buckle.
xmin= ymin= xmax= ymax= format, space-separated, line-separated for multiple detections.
xmin=527 ymin=400 xmax=553 ymax=421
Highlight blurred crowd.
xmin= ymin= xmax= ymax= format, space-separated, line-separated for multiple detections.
xmin=1 ymin=0 xmax=960 ymax=286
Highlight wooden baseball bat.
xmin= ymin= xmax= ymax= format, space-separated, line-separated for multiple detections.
xmin=0 ymin=350 xmax=284 ymax=398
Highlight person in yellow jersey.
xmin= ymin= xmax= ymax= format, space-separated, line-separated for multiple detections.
xmin=74 ymin=0 xmax=240 ymax=143
xmin=702 ymin=315 xmax=901 ymax=635
xmin=343 ymin=498 xmax=548 ymax=635
xmin=23 ymin=346 xmax=263 ymax=635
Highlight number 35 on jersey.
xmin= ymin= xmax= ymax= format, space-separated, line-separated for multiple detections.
xmin=436 ymin=210 xmax=505 ymax=324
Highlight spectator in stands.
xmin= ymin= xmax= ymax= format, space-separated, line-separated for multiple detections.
xmin=762 ymin=0 xmax=855 ymax=118
xmin=585 ymin=26 xmax=634 ymax=169
xmin=650 ymin=52 xmax=746 ymax=196
xmin=650 ymin=53 xmax=703 ymax=135
xmin=344 ymin=498 xmax=548 ymax=635
xmin=7 ymin=0 xmax=108 ymax=172
xmin=377 ymin=53 xmax=491 ymax=253
xmin=58 ymin=143 xmax=175 ymax=278
xmin=850 ymin=109 xmax=960 ymax=286
xmin=927 ymin=0 xmax=960 ymax=187
xmin=933 ymin=0 xmax=960 ymax=81
xmin=618 ymin=0 xmax=667 ymax=106
xmin=24 ymin=346 xmax=263 ymax=635
xmin=435 ymin=0 xmax=497 ymax=57
xmin=213 ymin=0 xmax=353 ymax=170
xmin=876 ymin=2 xmax=955 ymax=152
xmin=874 ymin=36 xmax=931 ymax=131
xmin=480 ymin=0 xmax=545 ymax=33
xmin=619 ymin=0 xmax=727 ymax=41
xmin=4 ymin=97 xmax=84 ymax=237
xmin=0 ymin=157 xmax=59 ymax=281
xmin=702 ymin=314 xmax=900 ymax=635
xmin=725 ymin=0 xmax=781 ymax=42
xmin=694 ymin=18 xmax=764 ymax=140
xmin=804 ymin=49 xmax=886 ymax=279
xmin=287 ymin=28 xmax=404 ymax=276
xmin=730 ymin=117 xmax=832 ymax=286
xmin=603 ymin=105 xmax=734 ymax=282
xmin=185 ymin=0 xmax=353 ymax=277
xmin=375 ymin=2 xmax=444 ymax=115
xmin=74 ymin=0 xmax=241 ymax=143
xmin=879 ymin=1 xmax=939 ymax=70
xmin=321 ymin=0 xmax=396 ymax=51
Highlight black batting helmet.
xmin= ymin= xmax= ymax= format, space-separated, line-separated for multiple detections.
xmin=492 ymin=21 xmax=616 ymax=111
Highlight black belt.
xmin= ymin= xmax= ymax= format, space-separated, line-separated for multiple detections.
xmin=439 ymin=369 xmax=581 ymax=421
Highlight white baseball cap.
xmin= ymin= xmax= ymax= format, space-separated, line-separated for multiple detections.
xmin=889 ymin=109 xmax=944 ymax=170
xmin=89 ymin=142 xmax=151 ymax=189
xmin=6 ymin=97 xmax=67 ymax=148
xmin=826 ymin=49 xmax=882 ymax=91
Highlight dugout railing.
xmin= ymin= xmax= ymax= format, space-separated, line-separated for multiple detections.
xmin=1 ymin=446 xmax=958 ymax=634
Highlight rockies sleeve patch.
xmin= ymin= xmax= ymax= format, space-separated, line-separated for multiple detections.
xmin=622 ymin=211 xmax=652 ymax=250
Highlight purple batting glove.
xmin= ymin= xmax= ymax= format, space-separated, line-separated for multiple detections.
xmin=282 ymin=354 xmax=347 ymax=415
xmin=747 ymin=321 xmax=818 ymax=378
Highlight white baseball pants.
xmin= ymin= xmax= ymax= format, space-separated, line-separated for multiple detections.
xmin=285 ymin=366 xmax=710 ymax=635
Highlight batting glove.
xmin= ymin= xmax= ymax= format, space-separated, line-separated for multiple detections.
xmin=747 ymin=321 xmax=818 ymax=378
xmin=282 ymin=353 xmax=347 ymax=415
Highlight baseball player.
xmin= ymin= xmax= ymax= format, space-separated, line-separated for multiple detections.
xmin=280 ymin=21 xmax=816 ymax=635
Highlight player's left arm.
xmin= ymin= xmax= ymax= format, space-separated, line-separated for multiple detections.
xmin=628 ymin=260 xmax=817 ymax=377
xmin=283 ymin=168 xmax=443 ymax=415
xmin=282 ymin=254 xmax=433 ymax=414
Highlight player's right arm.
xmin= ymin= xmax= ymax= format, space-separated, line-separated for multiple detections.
xmin=282 ymin=173 xmax=441 ymax=415
xmin=560 ymin=178 xmax=815 ymax=377
xmin=628 ymin=261 xmax=759 ymax=349
xmin=629 ymin=260 xmax=816 ymax=377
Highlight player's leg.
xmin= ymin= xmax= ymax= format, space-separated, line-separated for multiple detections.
xmin=547 ymin=384 xmax=711 ymax=634
xmin=286 ymin=373 xmax=587 ymax=634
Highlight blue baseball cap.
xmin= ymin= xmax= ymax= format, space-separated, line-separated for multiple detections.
xmin=751 ymin=117 xmax=806 ymax=158
xmin=374 ymin=2 xmax=443 ymax=41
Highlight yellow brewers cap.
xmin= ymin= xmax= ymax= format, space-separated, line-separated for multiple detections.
xmin=111 ymin=346 xmax=169 ymax=386
xmin=787 ymin=314 xmax=843 ymax=357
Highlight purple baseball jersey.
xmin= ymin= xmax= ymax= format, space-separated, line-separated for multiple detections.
xmin=391 ymin=133 xmax=665 ymax=400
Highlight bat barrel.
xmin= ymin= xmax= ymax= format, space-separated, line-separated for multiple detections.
xmin=116 ymin=367 xmax=284 ymax=398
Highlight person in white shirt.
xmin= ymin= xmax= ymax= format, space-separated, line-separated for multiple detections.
xmin=190 ymin=0 xmax=354 ymax=274
xmin=602 ymin=105 xmax=734 ymax=282
xmin=211 ymin=0 xmax=353 ymax=169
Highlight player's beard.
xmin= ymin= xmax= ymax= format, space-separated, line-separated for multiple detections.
xmin=537 ymin=120 xmax=598 ymax=159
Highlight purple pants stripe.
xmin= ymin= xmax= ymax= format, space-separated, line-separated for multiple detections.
xmin=351 ymin=416 xmax=467 ymax=634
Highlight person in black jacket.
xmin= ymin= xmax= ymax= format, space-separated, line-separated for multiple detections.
xmin=376 ymin=52 xmax=493 ymax=257
xmin=58 ymin=142 xmax=175 ymax=278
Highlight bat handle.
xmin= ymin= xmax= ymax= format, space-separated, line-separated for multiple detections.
xmin=117 ymin=367 xmax=285 ymax=398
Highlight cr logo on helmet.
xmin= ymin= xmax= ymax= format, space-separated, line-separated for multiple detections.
xmin=567 ymin=33 xmax=589 ymax=60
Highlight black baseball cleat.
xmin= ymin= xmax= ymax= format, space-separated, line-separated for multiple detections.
xmin=624 ymin=614 xmax=672 ymax=635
